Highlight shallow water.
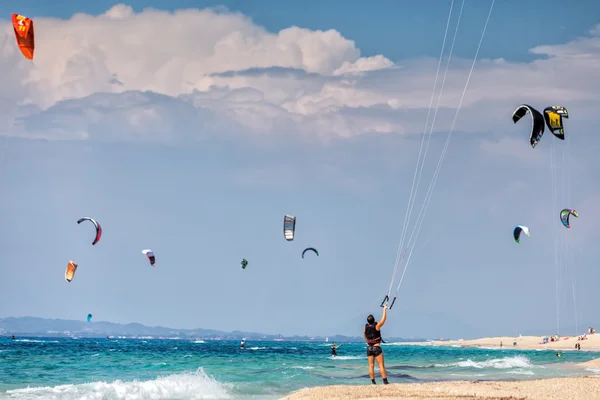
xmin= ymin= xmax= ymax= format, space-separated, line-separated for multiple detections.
xmin=1 ymin=337 xmax=599 ymax=399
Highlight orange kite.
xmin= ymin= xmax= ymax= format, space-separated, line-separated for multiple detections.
xmin=11 ymin=14 xmax=35 ymax=60
xmin=65 ymin=261 xmax=78 ymax=283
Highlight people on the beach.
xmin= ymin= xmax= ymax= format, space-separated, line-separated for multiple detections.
xmin=364 ymin=305 xmax=388 ymax=385
xmin=331 ymin=342 xmax=339 ymax=358
xmin=575 ymin=342 xmax=581 ymax=350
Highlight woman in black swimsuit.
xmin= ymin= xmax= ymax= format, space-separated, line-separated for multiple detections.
xmin=364 ymin=305 xmax=388 ymax=385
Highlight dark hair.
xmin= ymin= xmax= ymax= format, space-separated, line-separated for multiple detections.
xmin=367 ymin=314 xmax=375 ymax=324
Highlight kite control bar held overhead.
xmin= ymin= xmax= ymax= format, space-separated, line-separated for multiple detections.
xmin=380 ymin=295 xmax=397 ymax=310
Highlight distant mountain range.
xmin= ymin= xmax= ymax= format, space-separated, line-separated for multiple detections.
xmin=0 ymin=317 xmax=425 ymax=343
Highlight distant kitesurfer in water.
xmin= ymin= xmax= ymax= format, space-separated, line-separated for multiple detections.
xmin=11 ymin=335 xmax=15 ymax=340
xmin=364 ymin=305 xmax=388 ymax=385
xmin=240 ymin=338 xmax=246 ymax=349
xmin=331 ymin=342 xmax=339 ymax=357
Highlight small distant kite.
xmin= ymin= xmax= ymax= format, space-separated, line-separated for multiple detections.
xmin=241 ymin=259 xmax=248 ymax=269
xmin=284 ymin=215 xmax=296 ymax=241
xmin=513 ymin=226 xmax=530 ymax=243
xmin=11 ymin=14 xmax=35 ymax=60
xmin=301 ymin=247 xmax=319 ymax=258
xmin=560 ymin=209 xmax=578 ymax=229
xmin=77 ymin=217 xmax=102 ymax=245
xmin=512 ymin=104 xmax=545 ymax=149
xmin=142 ymin=249 xmax=156 ymax=266
xmin=65 ymin=261 xmax=78 ymax=282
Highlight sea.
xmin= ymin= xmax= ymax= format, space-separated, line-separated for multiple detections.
xmin=1 ymin=337 xmax=599 ymax=399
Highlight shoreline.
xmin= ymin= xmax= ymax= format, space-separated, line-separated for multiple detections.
xmin=281 ymin=375 xmax=600 ymax=399
xmin=281 ymin=335 xmax=600 ymax=399
xmin=398 ymin=333 xmax=600 ymax=352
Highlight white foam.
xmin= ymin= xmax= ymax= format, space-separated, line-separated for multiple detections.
xmin=13 ymin=339 xmax=59 ymax=343
xmin=1 ymin=368 xmax=232 ymax=400
xmin=585 ymin=368 xmax=600 ymax=374
xmin=507 ymin=370 xmax=535 ymax=375
xmin=437 ymin=355 xmax=534 ymax=369
xmin=331 ymin=356 xmax=365 ymax=360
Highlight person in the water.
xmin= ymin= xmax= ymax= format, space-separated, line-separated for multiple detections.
xmin=331 ymin=342 xmax=339 ymax=357
xmin=364 ymin=305 xmax=388 ymax=385
xmin=240 ymin=338 xmax=246 ymax=349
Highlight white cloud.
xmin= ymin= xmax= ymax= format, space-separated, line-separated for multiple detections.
xmin=1 ymin=5 xmax=600 ymax=141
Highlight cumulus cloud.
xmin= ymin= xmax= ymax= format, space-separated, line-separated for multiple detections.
xmin=1 ymin=5 xmax=600 ymax=140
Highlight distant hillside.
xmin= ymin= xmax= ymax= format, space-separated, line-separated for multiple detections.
xmin=0 ymin=317 xmax=425 ymax=343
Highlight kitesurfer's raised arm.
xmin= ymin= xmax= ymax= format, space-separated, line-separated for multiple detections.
xmin=377 ymin=305 xmax=387 ymax=331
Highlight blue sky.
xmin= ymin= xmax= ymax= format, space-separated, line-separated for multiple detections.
xmin=2 ymin=0 xmax=600 ymax=62
xmin=0 ymin=2 xmax=599 ymax=339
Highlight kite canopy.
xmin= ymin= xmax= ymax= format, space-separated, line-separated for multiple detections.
xmin=512 ymin=104 xmax=545 ymax=148
xmin=65 ymin=261 xmax=78 ymax=282
xmin=283 ymin=215 xmax=296 ymax=241
xmin=513 ymin=225 xmax=530 ymax=243
xmin=77 ymin=217 xmax=102 ymax=245
xmin=87 ymin=314 xmax=92 ymax=322
xmin=301 ymin=247 xmax=319 ymax=258
xmin=241 ymin=259 xmax=248 ymax=269
xmin=560 ymin=209 xmax=578 ymax=229
xmin=142 ymin=249 xmax=156 ymax=266
xmin=11 ymin=14 xmax=34 ymax=60
xmin=543 ymin=106 xmax=569 ymax=140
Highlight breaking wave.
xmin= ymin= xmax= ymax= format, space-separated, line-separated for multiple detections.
xmin=0 ymin=368 xmax=232 ymax=400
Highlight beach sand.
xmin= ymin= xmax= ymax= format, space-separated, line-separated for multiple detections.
xmin=282 ymin=375 xmax=600 ymax=400
xmin=401 ymin=333 xmax=600 ymax=351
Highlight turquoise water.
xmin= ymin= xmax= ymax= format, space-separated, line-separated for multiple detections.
xmin=1 ymin=337 xmax=599 ymax=399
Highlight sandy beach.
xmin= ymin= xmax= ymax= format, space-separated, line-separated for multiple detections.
xmin=281 ymin=375 xmax=600 ymax=399
xmin=282 ymin=335 xmax=600 ymax=399
xmin=400 ymin=332 xmax=600 ymax=351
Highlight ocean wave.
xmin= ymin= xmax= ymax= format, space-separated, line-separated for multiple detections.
xmin=331 ymin=356 xmax=365 ymax=360
xmin=507 ymin=370 xmax=535 ymax=375
xmin=436 ymin=355 xmax=534 ymax=369
xmin=13 ymin=339 xmax=59 ymax=344
xmin=0 ymin=368 xmax=232 ymax=400
xmin=585 ymin=368 xmax=600 ymax=374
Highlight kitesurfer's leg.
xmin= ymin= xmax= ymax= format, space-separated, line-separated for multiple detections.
xmin=368 ymin=354 xmax=376 ymax=383
xmin=375 ymin=350 xmax=388 ymax=384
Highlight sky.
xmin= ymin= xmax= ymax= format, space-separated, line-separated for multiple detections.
xmin=0 ymin=1 xmax=599 ymax=340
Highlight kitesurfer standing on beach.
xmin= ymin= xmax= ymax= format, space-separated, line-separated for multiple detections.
xmin=364 ymin=305 xmax=388 ymax=385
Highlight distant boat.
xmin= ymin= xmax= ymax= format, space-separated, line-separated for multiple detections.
xmin=325 ymin=337 xmax=329 ymax=343
xmin=274 ymin=338 xmax=284 ymax=342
